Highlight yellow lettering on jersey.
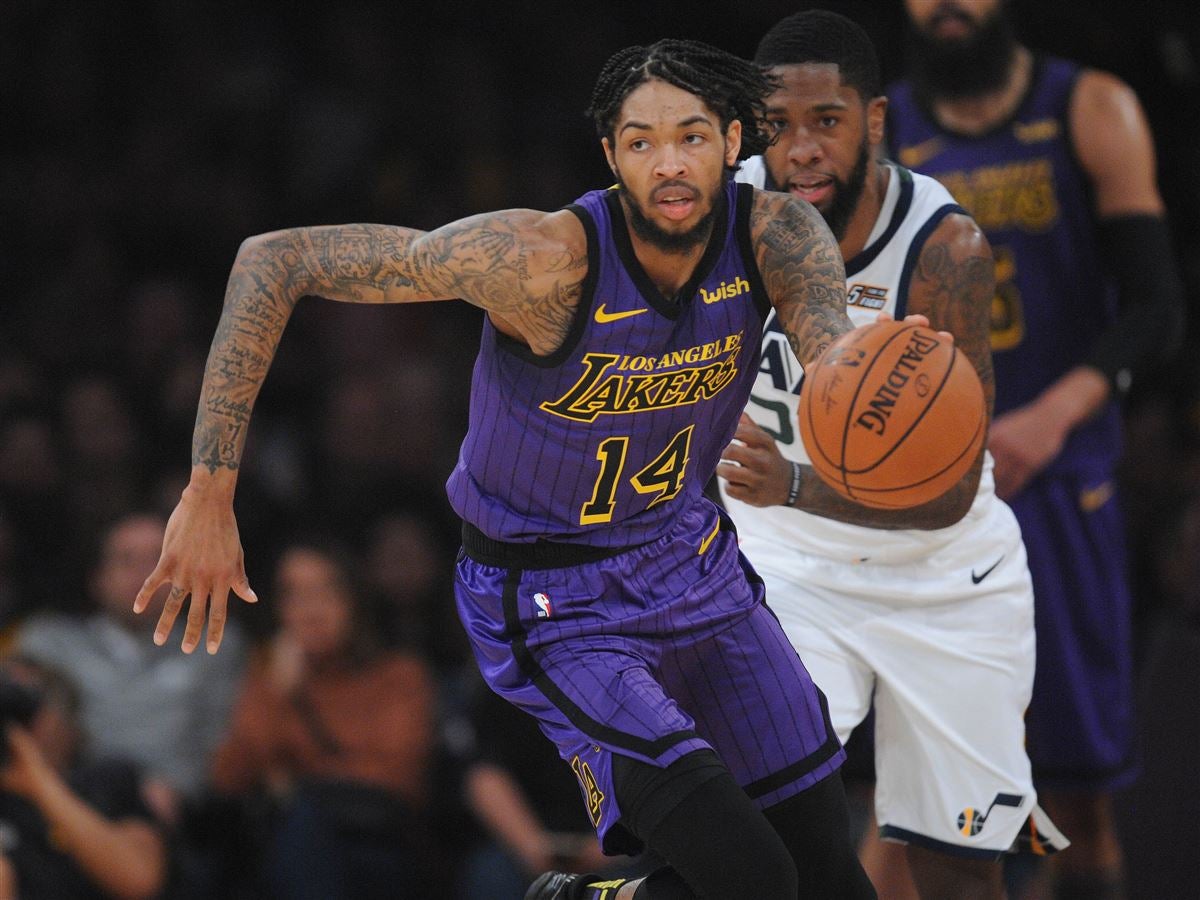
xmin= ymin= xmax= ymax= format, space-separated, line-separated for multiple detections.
xmin=1013 ymin=118 xmax=1060 ymax=144
xmin=699 ymin=275 xmax=750 ymax=305
xmin=570 ymin=756 xmax=605 ymax=827
xmin=990 ymin=246 xmax=1025 ymax=351
xmin=541 ymin=333 xmax=743 ymax=422
xmin=936 ymin=159 xmax=1059 ymax=233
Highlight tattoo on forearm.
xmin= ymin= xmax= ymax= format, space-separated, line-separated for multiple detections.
xmin=751 ymin=194 xmax=850 ymax=366
xmin=193 ymin=218 xmax=585 ymax=472
xmin=193 ymin=235 xmax=309 ymax=473
xmin=911 ymin=235 xmax=996 ymax=414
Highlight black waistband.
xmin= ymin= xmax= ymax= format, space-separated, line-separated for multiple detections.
xmin=461 ymin=520 xmax=645 ymax=570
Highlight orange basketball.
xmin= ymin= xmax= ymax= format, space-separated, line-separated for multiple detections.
xmin=798 ymin=320 xmax=986 ymax=510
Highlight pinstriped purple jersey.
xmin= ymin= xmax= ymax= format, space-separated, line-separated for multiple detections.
xmin=888 ymin=57 xmax=1122 ymax=473
xmin=446 ymin=179 xmax=770 ymax=546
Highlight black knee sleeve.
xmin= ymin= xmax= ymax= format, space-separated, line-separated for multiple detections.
xmin=764 ymin=771 xmax=877 ymax=899
xmin=613 ymin=750 xmax=798 ymax=899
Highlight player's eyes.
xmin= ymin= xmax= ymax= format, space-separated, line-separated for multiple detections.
xmin=629 ymin=139 xmax=650 ymax=152
xmin=683 ymin=133 xmax=706 ymax=144
xmin=819 ymin=116 xmax=840 ymax=128
xmin=767 ymin=119 xmax=787 ymax=134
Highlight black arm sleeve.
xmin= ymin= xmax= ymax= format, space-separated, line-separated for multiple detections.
xmin=1088 ymin=214 xmax=1187 ymax=393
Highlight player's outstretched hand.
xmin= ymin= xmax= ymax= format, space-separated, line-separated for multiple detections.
xmin=718 ymin=413 xmax=793 ymax=507
xmin=133 ymin=490 xmax=257 ymax=655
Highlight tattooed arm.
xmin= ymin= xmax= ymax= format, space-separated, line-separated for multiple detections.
xmin=749 ymin=190 xmax=852 ymax=367
xmin=723 ymin=209 xmax=994 ymax=529
xmin=135 ymin=211 xmax=587 ymax=654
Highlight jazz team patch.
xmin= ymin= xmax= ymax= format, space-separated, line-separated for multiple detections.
xmin=957 ymin=792 xmax=1023 ymax=837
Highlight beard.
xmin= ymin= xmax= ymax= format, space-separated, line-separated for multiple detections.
xmin=821 ymin=138 xmax=870 ymax=243
xmin=906 ymin=4 xmax=1018 ymax=100
xmin=616 ymin=171 xmax=722 ymax=255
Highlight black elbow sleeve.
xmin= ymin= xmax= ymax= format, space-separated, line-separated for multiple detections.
xmin=1089 ymin=214 xmax=1187 ymax=393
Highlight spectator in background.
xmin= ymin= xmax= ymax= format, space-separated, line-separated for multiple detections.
xmin=59 ymin=374 xmax=145 ymax=560
xmin=16 ymin=512 xmax=248 ymax=824
xmin=0 ymin=507 xmax=29 ymax=640
xmin=0 ymin=656 xmax=167 ymax=900
xmin=0 ymin=405 xmax=71 ymax=605
xmin=364 ymin=509 xmax=469 ymax=677
xmin=211 ymin=539 xmax=441 ymax=899
xmin=887 ymin=1 xmax=1187 ymax=896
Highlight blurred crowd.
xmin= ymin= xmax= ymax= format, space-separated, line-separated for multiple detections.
xmin=2 ymin=1 xmax=1200 ymax=897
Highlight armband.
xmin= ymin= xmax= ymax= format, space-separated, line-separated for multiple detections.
xmin=786 ymin=462 xmax=802 ymax=508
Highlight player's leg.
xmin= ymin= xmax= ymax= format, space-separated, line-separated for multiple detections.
xmin=903 ymin=845 xmax=1001 ymax=900
xmin=1011 ymin=474 xmax=1135 ymax=898
xmin=526 ymin=757 xmax=797 ymax=899
xmin=1035 ymin=793 xmax=1124 ymax=899
xmin=653 ymin=558 xmax=874 ymax=896
xmin=748 ymin=544 xmax=907 ymax=897
xmin=761 ymin=767 xmax=878 ymax=896
xmin=531 ymin=755 xmax=877 ymax=900
xmin=611 ymin=749 xmax=799 ymax=898
xmin=459 ymin=508 xmax=804 ymax=899
xmin=867 ymin=539 xmax=1065 ymax=899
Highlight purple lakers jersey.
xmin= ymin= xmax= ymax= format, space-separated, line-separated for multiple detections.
xmin=887 ymin=57 xmax=1122 ymax=472
xmin=446 ymin=179 xmax=770 ymax=546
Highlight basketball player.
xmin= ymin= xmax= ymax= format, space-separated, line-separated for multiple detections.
xmin=134 ymin=39 xmax=879 ymax=900
xmin=888 ymin=1 xmax=1186 ymax=896
xmin=718 ymin=11 xmax=1066 ymax=899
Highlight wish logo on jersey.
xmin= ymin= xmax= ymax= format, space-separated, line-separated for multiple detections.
xmin=699 ymin=275 xmax=750 ymax=305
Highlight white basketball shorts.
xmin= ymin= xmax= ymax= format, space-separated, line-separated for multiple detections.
xmin=741 ymin=505 xmax=1068 ymax=857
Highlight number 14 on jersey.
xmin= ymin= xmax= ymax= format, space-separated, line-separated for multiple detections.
xmin=580 ymin=425 xmax=694 ymax=525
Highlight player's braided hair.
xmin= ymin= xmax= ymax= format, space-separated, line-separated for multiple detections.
xmin=753 ymin=10 xmax=881 ymax=100
xmin=587 ymin=39 xmax=779 ymax=162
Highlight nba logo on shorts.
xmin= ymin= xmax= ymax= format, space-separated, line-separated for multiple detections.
xmin=533 ymin=592 xmax=553 ymax=618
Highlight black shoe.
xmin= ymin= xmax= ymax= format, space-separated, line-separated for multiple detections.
xmin=524 ymin=871 xmax=580 ymax=900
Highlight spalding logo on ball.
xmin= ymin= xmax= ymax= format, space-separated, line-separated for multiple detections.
xmin=798 ymin=320 xmax=986 ymax=509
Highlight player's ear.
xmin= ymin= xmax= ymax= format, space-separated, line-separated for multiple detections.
xmin=601 ymin=137 xmax=618 ymax=174
xmin=724 ymin=118 xmax=742 ymax=167
xmin=867 ymin=96 xmax=887 ymax=148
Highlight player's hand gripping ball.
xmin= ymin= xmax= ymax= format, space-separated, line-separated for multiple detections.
xmin=798 ymin=320 xmax=986 ymax=509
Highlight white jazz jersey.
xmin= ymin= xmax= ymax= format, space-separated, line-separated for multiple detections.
xmin=724 ymin=159 xmax=1005 ymax=570
xmin=724 ymin=160 xmax=1067 ymax=857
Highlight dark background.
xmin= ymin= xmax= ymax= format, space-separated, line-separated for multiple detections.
xmin=2 ymin=0 xmax=1199 ymax=894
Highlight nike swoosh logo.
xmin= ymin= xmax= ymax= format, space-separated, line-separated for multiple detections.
xmin=594 ymin=303 xmax=648 ymax=324
xmin=698 ymin=519 xmax=721 ymax=556
xmin=898 ymin=136 xmax=945 ymax=169
xmin=971 ymin=555 xmax=1005 ymax=585
xmin=1080 ymin=481 xmax=1114 ymax=513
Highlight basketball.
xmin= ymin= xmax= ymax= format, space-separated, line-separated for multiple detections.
xmin=798 ymin=320 xmax=986 ymax=510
